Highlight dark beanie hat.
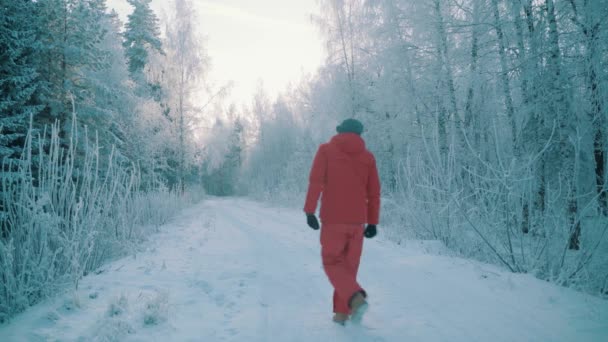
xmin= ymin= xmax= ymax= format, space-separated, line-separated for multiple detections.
xmin=336 ymin=118 xmax=364 ymax=135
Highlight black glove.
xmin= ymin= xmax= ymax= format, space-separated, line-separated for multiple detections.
xmin=306 ymin=213 xmax=320 ymax=230
xmin=364 ymin=224 xmax=377 ymax=238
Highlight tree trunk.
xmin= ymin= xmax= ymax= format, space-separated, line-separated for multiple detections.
xmin=433 ymin=0 xmax=461 ymax=159
xmin=491 ymin=0 xmax=517 ymax=149
xmin=588 ymin=29 xmax=606 ymax=215
xmin=568 ymin=0 xmax=607 ymax=215
xmin=545 ymin=0 xmax=580 ymax=250
xmin=434 ymin=1 xmax=459 ymax=126
xmin=464 ymin=0 xmax=480 ymax=147
xmin=333 ymin=1 xmax=356 ymax=116
xmin=520 ymin=0 xmax=548 ymax=231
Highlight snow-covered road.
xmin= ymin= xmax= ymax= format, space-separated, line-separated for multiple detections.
xmin=1 ymin=198 xmax=607 ymax=341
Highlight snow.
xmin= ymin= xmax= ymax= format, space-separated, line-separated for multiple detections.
xmin=1 ymin=198 xmax=607 ymax=342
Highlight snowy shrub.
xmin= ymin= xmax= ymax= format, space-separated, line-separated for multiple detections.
xmin=87 ymin=294 xmax=136 ymax=342
xmin=0 ymin=121 xmax=191 ymax=322
xmin=142 ymin=290 xmax=169 ymax=326
xmin=107 ymin=294 xmax=129 ymax=318
xmin=396 ymin=136 xmax=608 ymax=297
xmin=93 ymin=300 xmax=136 ymax=342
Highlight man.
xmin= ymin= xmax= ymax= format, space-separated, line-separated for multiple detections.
xmin=304 ymin=118 xmax=381 ymax=325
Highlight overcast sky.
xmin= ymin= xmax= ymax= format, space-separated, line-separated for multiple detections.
xmin=106 ymin=0 xmax=325 ymax=106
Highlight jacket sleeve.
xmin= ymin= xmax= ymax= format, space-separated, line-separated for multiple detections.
xmin=304 ymin=145 xmax=327 ymax=214
xmin=367 ymin=154 xmax=381 ymax=225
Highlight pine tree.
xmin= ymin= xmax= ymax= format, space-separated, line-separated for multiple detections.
xmin=0 ymin=0 xmax=43 ymax=162
xmin=34 ymin=0 xmax=111 ymax=134
xmin=123 ymin=0 xmax=163 ymax=78
xmin=223 ymin=116 xmax=245 ymax=195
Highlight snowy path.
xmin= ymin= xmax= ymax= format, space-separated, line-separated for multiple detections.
xmin=1 ymin=198 xmax=608 ymax=341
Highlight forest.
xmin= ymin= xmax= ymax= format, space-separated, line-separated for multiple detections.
xmin=2 ymin=0 xmax=608 ymax=322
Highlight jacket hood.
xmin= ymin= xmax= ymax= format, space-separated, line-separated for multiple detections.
xmin=330 ymin=133 xmax=366 ymax=155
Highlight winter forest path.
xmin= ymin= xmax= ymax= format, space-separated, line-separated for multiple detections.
xmin=1 ymin=198 xmax=608 ymax=341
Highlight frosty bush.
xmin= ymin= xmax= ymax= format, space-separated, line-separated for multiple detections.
xmin=142 ymin=290 xmax=169 ymax=326
xmin=107 ymin=294 xmax=129 ymax=318
xmin=0 ymin=121 xmax=189 ymax=322
xmin=394 ymin=136 xmax=608 ymax=297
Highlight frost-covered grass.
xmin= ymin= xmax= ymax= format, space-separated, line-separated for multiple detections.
xmin=0 ymin=121 xmax=197 ymax=322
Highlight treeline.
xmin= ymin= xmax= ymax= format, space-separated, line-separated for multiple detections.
xmin=1 ymin=0 xmax=208 ymax=188
xmin=239 ymin=0 xmax=608 ymax=297
xmin=0 ymin=0 xmax=207 ymax=321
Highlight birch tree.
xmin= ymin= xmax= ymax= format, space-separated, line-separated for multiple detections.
xmin=164 ymin=0 xmax=207 ymax=192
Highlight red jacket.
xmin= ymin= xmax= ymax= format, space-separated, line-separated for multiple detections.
xmin=304 ymin=133 xmax=381 ymax=225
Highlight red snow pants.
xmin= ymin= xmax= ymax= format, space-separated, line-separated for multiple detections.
xmin=320 ymin=223 xmax=365 ymax=314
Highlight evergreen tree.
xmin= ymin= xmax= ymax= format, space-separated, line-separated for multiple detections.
xmin=123 ymin=0 xmax=163 ymax=78
xmin=34 ymin=0 xmax=110 ymax=134
xmin=0 ymin=0 xmax=43 ymax=162
xmin=222 ymin=116 xmax=245 ymax=195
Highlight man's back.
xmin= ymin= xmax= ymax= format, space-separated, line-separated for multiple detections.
xmin=304 ymin=132 xmax=380 ymax=225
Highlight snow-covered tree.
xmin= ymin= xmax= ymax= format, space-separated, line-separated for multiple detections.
xmin=123 ymin=0 xmax=163 ymax=78
xmin=28 ymin=0 xmax=129 ymax=163
xmin=0 ymin=0 xmax=43 ymax=163
xmin=163 ymin=0 xmax=207 ymax=191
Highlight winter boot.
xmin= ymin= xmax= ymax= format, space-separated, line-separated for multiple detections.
xmin=333 ymin=313 xmax=349 ymax=325
xmin=349 ymin=292 xmax=368 ymax=324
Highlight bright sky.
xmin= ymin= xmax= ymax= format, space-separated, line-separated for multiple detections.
xmin=106 ymin=0 xmax=325 ymax=105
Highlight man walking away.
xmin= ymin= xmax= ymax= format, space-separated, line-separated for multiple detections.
xmin=303 ymin=118 xmax=381 ymax=325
